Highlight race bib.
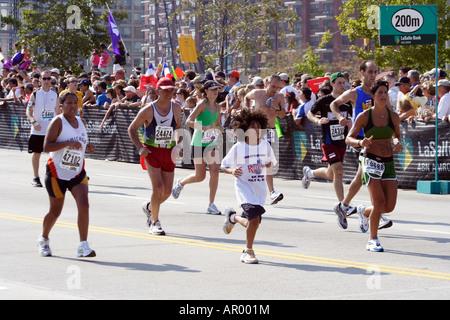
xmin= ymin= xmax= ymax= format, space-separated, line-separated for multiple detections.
xmin=42 ymin=109 xmax=55 ymax=121
xmin=330 ymin=124 xmax=345 ymax=141
xmin=202 ymin=129 xmax=219 ymax=144
xmin=155 ymin=126 xmax=174 ymax=145
xmin=60 ymin=148 xmax=82 ymax=172
xmin=363 ymin=158 xmax=385 ymax=177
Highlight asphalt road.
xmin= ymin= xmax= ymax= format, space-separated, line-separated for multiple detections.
xmin=1 ymin=148 xmax=449 ymax=303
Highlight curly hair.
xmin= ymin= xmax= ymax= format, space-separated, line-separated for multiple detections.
xmin=231 ymin=108 xmax=268 ymax=132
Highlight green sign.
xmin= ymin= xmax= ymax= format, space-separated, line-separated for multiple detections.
xmin=379 ymin=5 xmax=437 ymax=46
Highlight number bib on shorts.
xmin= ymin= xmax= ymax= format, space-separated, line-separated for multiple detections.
xmin=362 ymin=157 xmax=385 ymax=177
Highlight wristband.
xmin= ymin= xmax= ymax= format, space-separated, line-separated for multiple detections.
xmin=358 ymin=140 xmax=362 ymax=147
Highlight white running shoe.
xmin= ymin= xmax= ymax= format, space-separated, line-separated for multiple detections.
xmin=357 ymin=204 xmax=369 ymax=233
xmin=240 ymin=249 xmax=259 ymax=264
xmin=171 ymin=178 xmax=184 ymax=199
xmin=346 ymin=205 xmax=357 ymax=217
xmin=223 ymin=207 xmax=236 ymax=235
xmin=77 ymin=241 xmax=96 ymax=258
xmin=149 ymin=220 xmax=166 ymax=235
xmin=206 ymin=203 xmax=221 ymax=215
xmin=142 ymin=201 xmax=152 ymax=228
xmin=38 ymin=235 xmax=52 ymax=257
xmin=302 ymin=166 xmax=312 ymax=189
xmin=379 ymin=216 xmax=393 ymax=229
xmin=270 ymin=190 xmax=284 ymax=205
xmin=366 ymin=239 xmax=384 ymax=252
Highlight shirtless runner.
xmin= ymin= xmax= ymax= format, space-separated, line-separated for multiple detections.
xmin=244 ymin=74 xmax=286 ymax=204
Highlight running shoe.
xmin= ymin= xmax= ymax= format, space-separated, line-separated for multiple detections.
xmin=302 ymin=166 xmax=312 ymax=189
xmin=77 ymin=241 xmax=96 ymax=258
xmin=333 ymin=203 xmax=348 ymax=229
xmin=32 ymin=177 xmax=43 ymax=187
xmin=206 ymin=203 xmax=221 ymax=215
xmin=270 ymin=190 xmax=284 ymax=205
xmin=223 ymin=207 xmax=236 ymax=235
xmin=240 ymin=249 xmax=259 ymax=264
xmin=357 ymin=204 xmax=369 ymax=233
xmin=379 ymin=216 xmax=393 ymax=229
xmin=149 ymin=220 xmax=166 ymax=235
xmin=171 ymin=178 xmax=184 ymax=199
xmin=142 ymin=201 xmax=152 ymax=228
xmin=38 ymin=235 xmax=52 ymax=257
xmin=346 ymin=206 xmax=357 ymax=217
xmin=366 ymin=239 xmax=384 ymax=252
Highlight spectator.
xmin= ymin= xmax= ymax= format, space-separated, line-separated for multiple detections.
xmin=436 ymin=79 xmax=450 ymax=121
xmin=96 ymin=81 xmax=111 ymax=108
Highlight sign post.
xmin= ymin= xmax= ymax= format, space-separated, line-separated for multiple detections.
xmin=379 ymin=5 xmax=449 ymax=194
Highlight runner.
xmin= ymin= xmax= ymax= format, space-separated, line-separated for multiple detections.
xmin=128 ymin=78 xmax=182 ymax=235
xmin=345 ymin=80 xmax=403 ymax=252
xmin=303 ymin=72 xmax=352 ymax=229
xmin=38 ymin=91 xmax=96 ymax=258
xmin=26 ymin=69 xmax=59 ymax=187
xmin=244 ymin=74 xmax=286 ymax=205
xmin=221 ymin=108 xmax=277 ymax=264
xmin=172 ymin=80 xmax=223 ymax=215
xmin=330 ymin=60 xmax=393 ymax=230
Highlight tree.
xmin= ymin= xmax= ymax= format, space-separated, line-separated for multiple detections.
xmin=2 ymin=0 xmax=127 ymax=74
xmin=336 ymin=0 xmax=450 ymax=72
xmin=172 ymin=0 xmax=298 ymax=72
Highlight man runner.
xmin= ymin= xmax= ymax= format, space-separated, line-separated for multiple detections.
xmin=303 ymin=72 xmax=352 ymax=229
xmin=244 ymin=74 xmax=286 ymax=205
xmin=128 ymin=78 xmax=182 ymax=235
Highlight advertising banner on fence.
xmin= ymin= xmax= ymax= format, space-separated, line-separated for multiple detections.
xmin=1 ymin=102 xmax=449 ymax=189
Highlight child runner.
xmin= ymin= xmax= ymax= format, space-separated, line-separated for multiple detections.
xmin=221 ymin=109 xmax=277 ymax=264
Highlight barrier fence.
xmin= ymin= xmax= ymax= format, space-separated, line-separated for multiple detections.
xmin=1 ymin=102 xmax=449 ymax=189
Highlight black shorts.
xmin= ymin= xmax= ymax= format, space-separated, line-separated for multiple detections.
xmin=28 ymin=134 xmax=45 ymax=154
xmin=241 ymin=203 xmax=265 ymax=223
xmin=45 ymin=165 xmax=88 ymax=198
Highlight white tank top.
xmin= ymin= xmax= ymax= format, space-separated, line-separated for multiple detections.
xmin=30 ymin=88 xmax=58 ymax=136
xmin=48 ymin=115 xmax=87 ymax=181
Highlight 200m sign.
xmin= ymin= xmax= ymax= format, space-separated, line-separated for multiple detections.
xmin=391 ymin=8 xmax=424 ymax=33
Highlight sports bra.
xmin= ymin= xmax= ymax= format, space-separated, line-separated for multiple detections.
xmin=364 ymin=108 xmax=395 ymax=140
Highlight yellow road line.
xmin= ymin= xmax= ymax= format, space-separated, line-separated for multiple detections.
xmin=2 ymin=212 xmax=450 ymax=281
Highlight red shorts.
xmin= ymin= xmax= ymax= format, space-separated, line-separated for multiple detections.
xmin=321 ymin=144 xmax=346 ymax=165
xmin=140 ymin=145 xmax=176 ymax=172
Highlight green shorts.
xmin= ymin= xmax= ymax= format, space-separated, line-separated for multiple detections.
xmin=360 ymin=153 xmax=397 ymax=186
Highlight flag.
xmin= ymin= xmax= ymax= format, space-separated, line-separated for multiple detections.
xmin=163 ymin=62 xmax=171 ymax=78
xmin=174 ymin=67 xmax=185 ymax=79
xmin=108 ymin=12 xmax=121 ymax=56
xmin=140 ymin=63 xmax=158 ymax=90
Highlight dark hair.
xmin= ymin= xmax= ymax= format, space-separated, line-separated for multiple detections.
xmin=301 ymin=88 xmax=312 ymax=100
xmin=231 ymin=108 xmax=268 ymax=132
xmin=370 ymin=80 xmax=389 ymax=94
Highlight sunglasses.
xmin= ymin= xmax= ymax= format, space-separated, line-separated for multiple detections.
xmin=42 ymin=77 xmax=52 ymax=81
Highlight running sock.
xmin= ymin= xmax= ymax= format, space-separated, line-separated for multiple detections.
xmin=308 ymin=170 xmax=314 ymax=179
xmin=340 ymin=202 xmax=348 ymax=211
xmin=230 ymin=213 xmax=236 ymax=223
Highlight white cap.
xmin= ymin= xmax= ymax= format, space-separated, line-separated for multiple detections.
xmin=124 ymin=85 xmax=136 ymax=93
xmin=279 ymin=73 xmax=289 ymax=81
xmin=50 ymin=68 xmax=60 ymax=74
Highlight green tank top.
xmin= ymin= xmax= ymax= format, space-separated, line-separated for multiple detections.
xmin=192 ymin=100 xmax=219 ymax=147
xmin=364 ymin=108 xmax=395 ymax=140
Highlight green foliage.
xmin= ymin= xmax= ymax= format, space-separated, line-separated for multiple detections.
xmin=336 ymin=0 xmax=450 ymax=72
xmin=173 ymin=0 xmax=298 ymax=71
xmin=2 ymin=0 xmax=127 ymax=74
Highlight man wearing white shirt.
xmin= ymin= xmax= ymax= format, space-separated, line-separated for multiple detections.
xmin=437 ymin=79 xmax=450 ymax=121
xmin=279 ymin=73 xmax=299 ymax=109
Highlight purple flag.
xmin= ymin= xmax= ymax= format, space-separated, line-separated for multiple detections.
xmin=108 ymin=12 xmax=121 ymax=56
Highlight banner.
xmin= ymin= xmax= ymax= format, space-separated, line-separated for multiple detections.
xmin=178 ymin=34 xmax=198 ymax=63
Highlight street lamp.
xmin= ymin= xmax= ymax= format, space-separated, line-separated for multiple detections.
xmin=141 ymin=46 xmax=147 ymax=69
